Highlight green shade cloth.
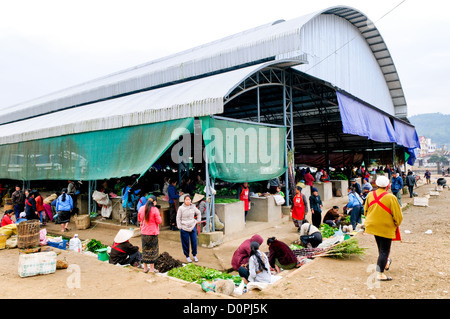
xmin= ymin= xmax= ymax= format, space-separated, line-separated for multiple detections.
xmin=201 ymin=116 xmax=286 ymax=183
xmin=0 ymin=118 xmax=194 ymax=181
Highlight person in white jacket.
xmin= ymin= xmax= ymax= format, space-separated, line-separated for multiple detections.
xmin=176 ymin=195 xmax=201 ymax=263
xmin=248 ymin=241 xmax=272 ymax=284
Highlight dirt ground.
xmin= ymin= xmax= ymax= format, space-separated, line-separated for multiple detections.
xmin=0 ymin=175 xmax=448 ymax=301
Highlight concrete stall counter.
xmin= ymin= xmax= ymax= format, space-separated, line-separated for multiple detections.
xmin=312 ymin=182 xmax=333 ymax=201
xmin=215 ymin=200 xmax=246 ymax=236
xmin=247 ymin=195 xmax=282 ymax=223
xmin=330 ymin=180 xmax=348 ymax=197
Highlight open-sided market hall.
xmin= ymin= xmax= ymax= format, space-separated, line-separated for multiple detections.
xmin=0 ymin=5 xmax=422 ymax=297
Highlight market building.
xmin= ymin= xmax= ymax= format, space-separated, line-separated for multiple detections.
xmin=0 ymin=6 xmax=420 ymax=235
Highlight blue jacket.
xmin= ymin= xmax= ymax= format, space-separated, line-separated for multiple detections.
xmin=391 ymin=176 xmax=403 ymax=194
xmin=136 ymin=196 xmax=148 ymax=211
xmin=56 ymin=194 xmax=73 ymax=212
xmin=347 ymin=192 xmax=363 ymax=208
xmin=168 ymin=184 xmax=180 ymax=204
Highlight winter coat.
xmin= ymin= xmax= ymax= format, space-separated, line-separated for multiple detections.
xmin=231 ymin=234 xmax=264 ymax=271
xmin=176 ymin=203 xmax=201 ymax=232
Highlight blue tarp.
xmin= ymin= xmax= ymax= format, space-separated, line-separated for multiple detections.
xmin=406 ymin=147 xmax=418 ymax=166
xmin=337 ymin=91 xmax=397 ymax=144
xmin=393 ymin=119 xmax=421 ymax=149
xmin=337 ymin=92 xmax=421 ymax=154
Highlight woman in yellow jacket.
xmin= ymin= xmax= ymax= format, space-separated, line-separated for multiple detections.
xmin=364 ymin=176 xmax=403 ymax=281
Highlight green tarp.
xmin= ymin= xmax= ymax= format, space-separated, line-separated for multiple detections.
xmin=201 ymin=116 xmax=286 ymax=183
xmin=0 ymin=118 xmax=194 ymax=181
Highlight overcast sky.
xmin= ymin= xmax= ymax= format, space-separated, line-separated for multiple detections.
xmin=0 ymin=0 xmax=448 ymax=117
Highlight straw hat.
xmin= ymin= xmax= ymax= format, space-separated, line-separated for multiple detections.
xmin=375 ymin=176 xmax=390 ymax=188
xmin=114 ymin=229 xmax=134 ymax=244
xmin=192 ymin=193 xmax=205 ymax=204
xmin=296 ymin=182 xmax=306 ymax=189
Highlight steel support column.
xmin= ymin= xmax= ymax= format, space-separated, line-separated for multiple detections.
xmin=204 ymin=154 xmax=215 ymax=233
xmin=88 ymin=180 xmax=97 ymax=215
xmin=282 ymin=70 xmax=294 ymax=205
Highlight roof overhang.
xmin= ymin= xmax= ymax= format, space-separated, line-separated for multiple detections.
xmin=0 ymin=59 xmax=307 ymax=145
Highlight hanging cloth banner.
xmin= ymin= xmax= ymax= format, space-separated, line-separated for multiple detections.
xmin=393 ymin=119 xmax=421 ymax=149
xmin=336 ymin=91 xmax=397 ymax=144
xmin=0 ymin=118 xmax=194 ymax=181
xmin=201 ymin=116 xmax=286 ymax=183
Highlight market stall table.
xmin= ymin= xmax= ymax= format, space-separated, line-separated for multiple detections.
xmin=247 ymin=195 xmax=282 ymax=223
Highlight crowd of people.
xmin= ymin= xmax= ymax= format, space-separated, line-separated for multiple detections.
xmin=3 ymin=183 xmax=77 ymax=232
xmin=1 ymin=162 xmax=431 ymax=285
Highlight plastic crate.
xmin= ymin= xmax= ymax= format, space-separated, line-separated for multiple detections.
xmin=47 ymin=239 xmax=68 ymax=250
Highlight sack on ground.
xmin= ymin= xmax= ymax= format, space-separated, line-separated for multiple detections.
xmin=18 ymin=251 xmax=57 ymax=277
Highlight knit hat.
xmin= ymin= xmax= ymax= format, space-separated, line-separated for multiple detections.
xmin=311 ymin=187 xmax=319 ymax=193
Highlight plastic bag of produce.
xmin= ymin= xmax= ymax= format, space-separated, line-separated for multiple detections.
xmin=273 ymin=194 xmax=285 ymax=206
xmin=201 ymin=280 xmax=216 ymax=293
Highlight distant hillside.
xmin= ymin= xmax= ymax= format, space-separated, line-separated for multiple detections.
xmin=408 ymin=113 xmax=450 ymax=148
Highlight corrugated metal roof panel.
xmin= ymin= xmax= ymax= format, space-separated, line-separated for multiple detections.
xmin=0 ymin=63 xmax=266 ymax=145
xmin=0 ymin=5 xmax=408 ymax=126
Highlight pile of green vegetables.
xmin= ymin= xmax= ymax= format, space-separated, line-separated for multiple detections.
xmin=86 ymin=239 xmax=107 ymax=252
xmin=193 ymin=186 xmax=206 ymax=195
xmin=215 ymin=187 xmax=236 ymax=196
xmin=289 ymin=243 xmax=304 ymax=250
xmin=214 ymin=198 xmax=240 ymax=204
xmin=329 ymin=172 xmax=348 ymax=180
xmin=167 ymin=263 xmax=241 ymax=285
xmin=319 ymin=224 xmax=336 ymax=238
xmin=316 ymin=238 xmax=366 ymax=259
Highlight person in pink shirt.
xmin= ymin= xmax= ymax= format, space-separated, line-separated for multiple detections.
xmin=138 ymin=195 xmax=162 ymax=273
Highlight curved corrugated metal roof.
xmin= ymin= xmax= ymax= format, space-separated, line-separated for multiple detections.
xmin=321 ymin=6 xmax=407 ymax=118
xmin=0 ymin=5 xmax=408 ymax=135
xmin=0 ymin=61 xmax=305 ymax=144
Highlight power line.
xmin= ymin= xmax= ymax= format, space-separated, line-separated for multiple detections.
xmin=305 ymin=0 xmax=408 ymax=73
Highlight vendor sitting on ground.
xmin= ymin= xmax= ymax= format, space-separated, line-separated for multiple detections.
xmin=1 ymin=210 xmax=15 ymax=227
xmin=267 ymin=237 xmax=301 ymax=273
xmin=109 ymin=229 xmax=142 ymax=267
xmin=15 ymin=212 xmax=27 ymax=224
xmin=231 ymin=234 xmax=264 ymax=284
xmin=299 ymin=222 xmax=323 ymax=248
xmin=248 ymin=241 xmax=272 ymax=284
xmin=322 ymin=206 xmax=344 ymax=227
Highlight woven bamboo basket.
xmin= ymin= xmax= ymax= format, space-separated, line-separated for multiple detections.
xmin=17 ymin=220 xmax=41 ymax=249
xmin=74 ymin=214 xmax=91 ymax=230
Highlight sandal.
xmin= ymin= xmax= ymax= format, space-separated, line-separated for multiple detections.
xmin=385 ymin=258 xmax=392 ymax=271
xmin=377 ymin=274 xmax=393 ymax=281
xmin=146 ymin=269 xmax=159 ymax=273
